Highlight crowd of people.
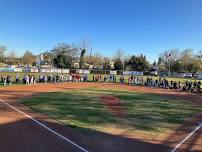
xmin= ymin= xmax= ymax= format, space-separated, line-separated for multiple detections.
xmin=128 ymin=76 xmax=144 ymax=85
xmin=92 ymin=75 xmax=145 ymax=85
xmin=92 ymin=74 xmax=118 ymax=83
xmin=1 ymin=75 xmax=12 ymax=85
xmin=0 ymin=73 xmax=89 ymax=85
xmin=0 ymin=73 xmax=201 ymax=93
xmin=22 ymin=73 xmax=89 ymax=84
xmin=145 ymin=77 xmax=201 ymax=93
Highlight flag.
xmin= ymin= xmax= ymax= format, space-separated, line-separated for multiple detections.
xmin=100 ymin=65 xmax=103 ymax=69
xmin=166 ymin=53 xmax=171 ymax=59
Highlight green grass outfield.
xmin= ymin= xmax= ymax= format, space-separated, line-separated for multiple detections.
xmin=21 ymin=88 xmax=202 ymax=138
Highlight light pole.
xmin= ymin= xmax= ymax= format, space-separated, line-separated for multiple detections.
xmin=168 ymin=59 xmax=171 ymax=77
xmin=89 ymin=47 xmax=93 ymax=70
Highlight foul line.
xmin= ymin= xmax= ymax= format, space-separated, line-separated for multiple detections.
xmin=171 ymin=122 xmax=202 ymax=152
xmin=0 ymin=99 xmax=89 ymax=152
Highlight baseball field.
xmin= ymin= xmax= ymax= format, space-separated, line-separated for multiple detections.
xmin=0 ymin=82 xmax=201 ymax=152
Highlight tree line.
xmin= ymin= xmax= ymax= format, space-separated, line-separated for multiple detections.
xmin=0 ymin=43 xmax=202 ymax=73
xmin=157 ymin=49 xmax=202 ymax=73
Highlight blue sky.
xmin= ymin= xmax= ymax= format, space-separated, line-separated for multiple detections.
xmin=0 ymin=0 xmax=202 ymax=62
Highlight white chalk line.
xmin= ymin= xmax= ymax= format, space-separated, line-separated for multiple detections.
xmin=0 ymin=99 xmax=89 ymax=152
xmin=171 ymin=122 xmax=202 ymax=152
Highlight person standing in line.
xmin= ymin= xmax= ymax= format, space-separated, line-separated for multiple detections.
xmin=3 ymin=75 xmax=7 ymax=85
xmin=33 ymin=75 xmax=36 ymax=85
xmin=26 ymin=75 xmax=29 ymax=85
xmin=30 ymin=75 xmax=34 ymax=85
xmin=197 ymin=81 xmax=201 ymax=92
xmin=178 ymin=81 xmax=181 ymax=89
xmin=16 ymin=73 xmax=20 ymax=83
xmin=7 ymin=75 xmax=12 ymax=85
xmin=69 ymin=74 xmax=72 ymax=82
xmin=61 ymin=74 xmax=64 ymax=82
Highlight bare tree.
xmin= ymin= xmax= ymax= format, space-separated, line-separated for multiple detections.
xmin=0 ymin=45 xmax=7 ymax=62
xmin=159 ymin=49 xmax=181 ymax=74
xmin=80 ymin=39 xmax=91 ymax=50
xmin=113 ymin=49 xmax=125 ymax=70
xmin=113 ymin=49 xmax=124 ymax=61
xmin=180 ymin=49 xmax=193 ymax=72
xmin=21 ymin=50 xmax=37 ymax=66
xmin=7 ymin=51 xmax=16 ymax=65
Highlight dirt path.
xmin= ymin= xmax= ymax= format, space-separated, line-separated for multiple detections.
xmin=0 ymin=82 xmax=201 ymax=152
xmin=99 ymin=95 xmax=125 ymax=118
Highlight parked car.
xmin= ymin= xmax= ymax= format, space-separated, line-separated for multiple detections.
xmin=185 ymin=73 xmax=192 ymax=78
xmin=177 ymin=73 xmax=186 ymax=78
xmin=150 ymin=71 xmax=158 ymax=76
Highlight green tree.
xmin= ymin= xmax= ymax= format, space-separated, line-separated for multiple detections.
xmin=128 ymin=54 xmax=149 ymax=71
xmin=113 ymin=49 xmax=124 ymax=70
xmin=51 ymin=43 xmax=79 ymax=68
xmin=114 ymin=58 xmax=123 ymax=70
xmin=53 ymin=53 xmax=72 ymax=68
xmin=79 ymin=48 xmax=86 ymax=68
xmin=172 ymin=61 xmax=182 ymax=72
xmin=153 ymin=61 xmax=157 ymax=66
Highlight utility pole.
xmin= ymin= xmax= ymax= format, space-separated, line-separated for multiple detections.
xmin=88 ymin=47 xmax=93 ymax=75
xmin=166 ymin=51 xmax=171 ymax=77
xmin=90 ymin=47 xmax=93 ymax=67
xmin=168 ymin=59 xmax=171 ymax=77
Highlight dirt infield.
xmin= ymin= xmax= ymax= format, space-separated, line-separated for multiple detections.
xmin=0 ymin=82 xmax=201 ymax=152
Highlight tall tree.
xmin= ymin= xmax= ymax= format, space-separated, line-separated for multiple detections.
xmin=158 ymin=48 xmax=201 ymax=73
xmin=113 ymin=49 xmax=124 ymax=60
xmin=114 ymin=58 xmax=123 ymax=70
xmin=159 ymin=49 xmax=181 ymax=73
xmin=79 ymin=48 xmax=86 ymax=68
xmin=180 ymin=49 xmax=194 ymax=72
xmin=51 ymin=43 xmax=79 ymax=68
xmin=102 ymin=57 xmax=111 ymax=70
xmin=128 ymin=54 xmax=149 ymax=71
xmin=79 ymin=39 xmax=90 ymax=68
xmin=113 ymin=49 xmax=124 ymax=70
xmin=7 ymin=51 xmax=16 ymax=65
xmin=153 ymin=61 xmax=157 ymax=66
xmin=53 ymin=53 xmax=72 ymax=68
xmin=0 ymin=45 xmax=7 ymax=63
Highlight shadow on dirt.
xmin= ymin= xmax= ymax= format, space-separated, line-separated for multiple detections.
xmin=0 ymin=118 xmax=169 ymax=152
xmin=163 ymin=113 xmax=202 ymax=152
